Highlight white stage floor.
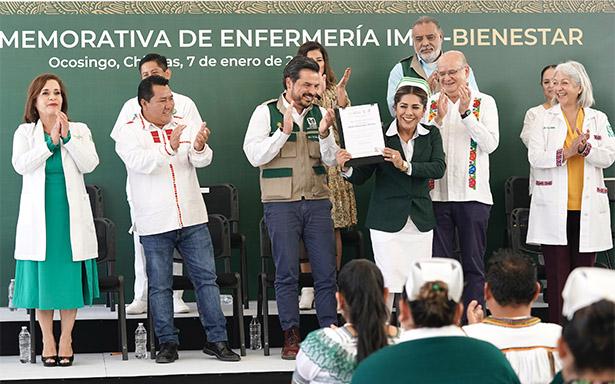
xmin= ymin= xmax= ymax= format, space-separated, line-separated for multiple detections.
xmin=0 ymin=295 xmax=544 ymax=323
xmin=0 ymin=348 xmax=294 ymax=381
xmin=0 ymin=297 xmax=548 ymax=381
xmin=0 ymin=300 xmax=317 ymax=322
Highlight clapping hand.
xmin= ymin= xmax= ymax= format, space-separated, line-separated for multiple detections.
xmin=169 ymin=124 xmax=187 ymax=151
xmin=434 ymin=92 xmax=449 ymax=126
xmin=427 ymin=71 xmax=439 ymax=93
xmin=282 ymin=101 xmax=295 ymax=134
xmin=193 ymin=122 xmax=211 ymax=152
xmin=576 ymin=128 xmax=590 ymax=153
xmin=57 ymin=111 xmax=69 ymax=139
xmin=50 ymin=123 xmax=60 ymax=145
xmin=336 ymin=67 xmax=352 ymax=108
xmin=457 ymin=84 xmax=471 ymax=114
xmin=318 ymin=74 xmax=326 ymax=99
xmin=466 ymin=300 xmax=485 ymax=325
xmin=564 ymin=128 xmax=590 ymax=160
xmin=49 ymin=112 xmax=63 ymax=145
xmin=318 ymin=108 xmax=335 ymax=137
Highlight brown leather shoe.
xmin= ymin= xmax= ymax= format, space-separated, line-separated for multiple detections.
xmin=281 ymin=326 xmax=300 ymax=360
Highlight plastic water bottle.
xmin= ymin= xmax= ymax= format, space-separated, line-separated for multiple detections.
xmin=134 ymin=323 xmax=147 ymax=359
xmin=8 ymin=279 xmax=16 ymax=311
xmin=19 ymin=326 xmax=30 ymax=363
xmin=249 ymin=315 xmax=262 ymax=350
xmin=220 ymin=294 xmax=233 ymax=306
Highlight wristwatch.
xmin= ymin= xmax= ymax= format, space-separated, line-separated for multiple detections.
xmin=460 ymin=109 xmax=472 ymax=119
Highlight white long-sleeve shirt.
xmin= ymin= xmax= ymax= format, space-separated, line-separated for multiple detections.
xmin=110 ymin=92 xmax=202 ymax=141
xmin=114 ymin=114 xmax=211 ymax=236
xmin=426 ymin=90 xmax=499 ymax=205
xmin=521 ymin=104 xmax=549 ymax=195
xmin=386 ymin=55 xmax=479 ymax=117
xmin=243 ymin=96 xmax=339 ymax=168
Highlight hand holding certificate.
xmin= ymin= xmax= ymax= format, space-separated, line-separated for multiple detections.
xmin=335 ymin=104 xmax=385 ymax=167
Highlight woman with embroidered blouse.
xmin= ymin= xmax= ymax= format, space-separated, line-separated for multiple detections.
xmin=292 ymin=259 xmax=400 ymax=384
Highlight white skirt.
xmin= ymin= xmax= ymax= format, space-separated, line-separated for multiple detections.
xmin=370 ymin=217 xmax=433 ymax=293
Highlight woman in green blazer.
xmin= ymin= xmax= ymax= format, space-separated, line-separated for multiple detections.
xmin=337 ymin=83 xmax=446 ymax=309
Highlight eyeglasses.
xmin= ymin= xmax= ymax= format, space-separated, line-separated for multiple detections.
xmin=437 ymin=66 xmax=466 ymax=78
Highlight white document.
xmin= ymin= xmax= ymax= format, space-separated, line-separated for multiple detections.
xmin=338 ymin=104 xmax=384 ymax=158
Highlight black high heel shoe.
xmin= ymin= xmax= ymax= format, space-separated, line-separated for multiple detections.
xmin=58 ymin=355 xmax=74 ymax=367
xmin=42 ymin=355 xmax=58 ymax=367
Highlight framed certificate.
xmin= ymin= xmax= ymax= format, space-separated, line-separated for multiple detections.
xmin=335 ymin=104 xmax=385 ymax=167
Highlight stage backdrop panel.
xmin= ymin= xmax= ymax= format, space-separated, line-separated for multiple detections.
xmin=1 ymin=1 xmax=613 ymax=305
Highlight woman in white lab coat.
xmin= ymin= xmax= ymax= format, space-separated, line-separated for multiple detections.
xmin=12 ymin=73 xmax=99 ymax=366
xmin=526 ymin=61 xmax=615 ymax=324
xmin=520 ymin=64 xmax=556 ymax=195
xmin=520 ymin=64 xmax=557 ymax=149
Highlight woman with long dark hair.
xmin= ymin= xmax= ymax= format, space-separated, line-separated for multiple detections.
xmin=292 ymin=259 xmax=399 ymax=384
xmin=295 ymin=41 xmax=357 ymax=310
xmin=352 ymin=258 xmax=520 ymax=384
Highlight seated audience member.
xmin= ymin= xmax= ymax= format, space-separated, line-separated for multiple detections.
xmin=293 ymin=259 xmax=400 ymax=384
xmin=351 ymin=258 xmax=520 ymax=384
xmin=551 ymin=267 xmax=615 ymax=384
xmin=464 ymin=249 xmax=562 ymax=384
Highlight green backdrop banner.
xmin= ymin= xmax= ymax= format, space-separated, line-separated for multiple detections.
xmin=1 ymin=1 xmax=613 ymax=305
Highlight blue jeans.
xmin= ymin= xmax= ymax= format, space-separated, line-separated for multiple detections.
xmin=140 ymin=223 xmax=227 ymax=345
xmin=264 ymin=199 xmax=337 ymax=331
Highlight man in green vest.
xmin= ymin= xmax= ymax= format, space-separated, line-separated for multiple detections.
xmin=386 ymin=15 xmax=479 ymax=116
xmin=243 ymin=56 xmax=339 ymax=360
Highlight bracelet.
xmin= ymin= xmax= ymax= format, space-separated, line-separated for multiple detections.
xmin=319 ymin=129 xmax=330 ymax=139
xmin=579 ymin=142 xmax=592 ymax=157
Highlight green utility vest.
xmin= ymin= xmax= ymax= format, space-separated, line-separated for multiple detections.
xmin=259 ymin=97 xmax=329 ymax=202
xmin=400 ymin=56 xmax=424 ymax=79
xmin=398 ymin=55 xmax=440 ymax=93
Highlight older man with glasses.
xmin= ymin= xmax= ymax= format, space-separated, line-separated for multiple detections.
xmin=386 ymin=16 xmax=479 ymax=116
xmin=423 ymin=50 xmax=499 ymax=323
